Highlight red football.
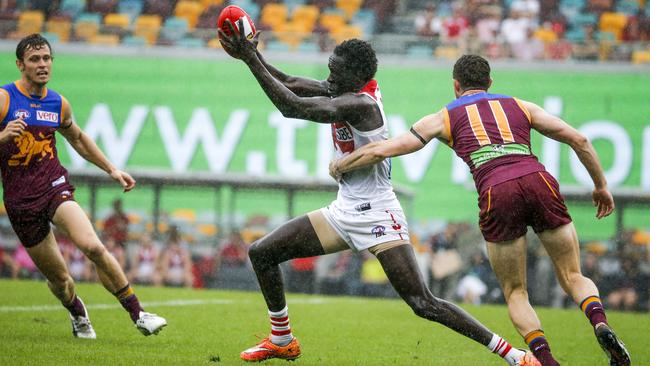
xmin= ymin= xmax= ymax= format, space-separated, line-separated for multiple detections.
xmin=217 ymin=5 xmax=256 ymax=57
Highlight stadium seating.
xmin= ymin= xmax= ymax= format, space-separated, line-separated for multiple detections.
xmin=319 ymin=11 xmax=347 ymax=32
xmin=74 ymin=13 xmax=102 ymax=41
xmin=336 ymin=0 xmax=363 ymax=20
xmin=599 ymin=12 xmax=628 ymax=40
xmin=260 ymin=3 xmax=288 ymax=30
xmin=632 ymin=50 xmax=650 ymax=64
xmin=60 ymin=0 xmax=87 ymax=19
xmin=89 ymin=33 xmax=121 ymax=46
xmin=104 ymin=13 xmax=130 ymax=31
xmin=407 ymin=44 xmax=434 ymax=58
xmin=291 ymin=5 xmax=319 ymax=33
xmin=174 ymin=0 xmax=203 ymax=29
xmin=40 ymin=32 xmax=61 ymax=44
xmin=178 ymin=37 xmax=205 ymax=47
xmin=330 ymin=24 xmax=362 ymax=44
xmin=118 ymin=0 xmax=144 ymax=22
xmin=16 ymin=11 xmax=45 ymax=35
xmin=46 ymin=19 xmax=72 ymax=42
xmin=161 ymin=16 xmax=189 ymax=43
xmin=134 ymin=14 xmax=162 ymax=45
xmin=122 ymin=34 xmax=148 ymax=46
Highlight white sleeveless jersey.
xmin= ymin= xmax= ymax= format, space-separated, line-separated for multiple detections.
xmin=330 ymin=80 xmax=399 ymax=211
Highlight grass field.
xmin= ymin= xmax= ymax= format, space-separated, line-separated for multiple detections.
xmin=0 ymin=280 xmax=647 ymax=365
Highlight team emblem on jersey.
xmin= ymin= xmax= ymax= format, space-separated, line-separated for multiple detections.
xmin=8 ymin=131 xmax=54 ymax=167
xmin=36 ymin=111 xmax=59 ymax=123
xmin=371 ymin=225 xmax=386 ymax=238
xmin=13 ymin=109 xmax=30 ymax=120
xmin=332 ymin=122 xmax=355 ymax=153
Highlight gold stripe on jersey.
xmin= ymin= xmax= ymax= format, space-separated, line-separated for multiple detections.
xmin=489 ymin=100 xmax=515 ymax=143
xmin=466 ymin=104 xmax=491 ymax=146
xmin=514 ymin=97 xmax=531 ymax=123
xmin=442 ymin=108 xmax=453 ymax=147
xmin=0 ymin=88 xmax=9 ymax=121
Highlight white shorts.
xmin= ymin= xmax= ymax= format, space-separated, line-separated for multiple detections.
xmin=320 ymin=203 xmax=410 ymax=252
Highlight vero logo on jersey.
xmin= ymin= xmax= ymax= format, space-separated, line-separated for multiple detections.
xmin=36 ymin=111 xmax=59 ymax=123
xmin=13 ymin=109 xmax=30 ymax=119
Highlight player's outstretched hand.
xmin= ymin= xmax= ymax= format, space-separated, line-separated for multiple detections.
xmin=592 ymin=187 xmax=614 ymax=219
xmin=218 ymin=18 xmax=257 ymax=61
xmin=0 ymin=119 xmax=26 ymax=143
xmin=329 ymin=159 xmax=342 ymax=182
xmin=110 ymin=169 xmax=136 ymax=192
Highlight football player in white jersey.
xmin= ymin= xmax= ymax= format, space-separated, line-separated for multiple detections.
xmin=219 ymin=21 xmax=540 ymax=366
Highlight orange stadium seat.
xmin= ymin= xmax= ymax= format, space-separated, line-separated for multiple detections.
xmin=330 ymin=24 xmax=362 ymax=44
xmin=201 ymin=0 xmax=224 ymax=7
xmin=435 ymin=45 xmax=461 ymax=60
xmin=207 ymin=37 xmax=224 ymax=49
xmin=104 ymin=13 xmax=131 ymax=30
xmin=275 ymin=22 xmax=308 ymax=50
xmin=74 ymin=16 xmax=101 ymax=41
xmin=632 ymin=50 xmax=650 ymax=64
xmin=174 ymin=0 xmax=203 ymax=29
xmin=45 ymin=19 xmax=72 ymax=43
xmin=16 ymin=11 xmax=45 ymax=35
xmin=260 ymin=3 xmax=288 ymax=30
xmin=319 ymin=12 xmax=346 ymax=32
xmin=89 ymin=34 xmax=121 ymax=46
xmin=134 ymin=15 xmax=162 ymax=45
xmin=291 ymin=5 xmax=319 ymax=32
xmin=599 ymin=12 xmax=628 ymax=40
xmin=336 ymin=0 xmax=363 ymax=20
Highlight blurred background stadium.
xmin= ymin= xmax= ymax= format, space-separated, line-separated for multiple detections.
xmin=0 ymin=0 xmax=649 ymax=316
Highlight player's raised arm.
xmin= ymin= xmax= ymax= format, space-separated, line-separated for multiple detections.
xmin=255 ymin=46 xmax=329 ymax=97
xmin=219 ymin=19 xmax=369 ymax=123
xmin=330 ymin=111 xmax=447 ymax=179
xmin=57 ymin=96 xmax=136 ymax=192
xmin=523 ymin=100 xmax=613 ymax=218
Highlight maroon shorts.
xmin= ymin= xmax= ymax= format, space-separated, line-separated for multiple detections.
xmin=478 ymin=171 xmax=572 ymax=242
xmin=5 ymin=185 xmax=76 ymax=247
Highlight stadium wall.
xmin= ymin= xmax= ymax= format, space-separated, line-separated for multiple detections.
xmin=1 ymin=48 xmax=649 ymax=238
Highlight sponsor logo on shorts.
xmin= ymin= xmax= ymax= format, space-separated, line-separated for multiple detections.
xmin=36 ymin=111 xmax=58 ymax=123
xmin=354 ymin=202 xmax=371 ymax=212
xmin=14 ymin=109 xmax=30 ymax=119
xmin=371 ymin=225 xmax=386 ymax=238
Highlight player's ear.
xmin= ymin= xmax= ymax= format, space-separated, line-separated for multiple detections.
xmin=16 ymin=59 xmax=24 ymax=72
xmin=487 ymin=78 xmax=493 ymax=89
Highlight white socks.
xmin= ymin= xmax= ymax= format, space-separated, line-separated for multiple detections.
xmin=488 ymin=334 xmax=526 ymax=366
xmin=269 ymin=305 xmax=293 ymax=346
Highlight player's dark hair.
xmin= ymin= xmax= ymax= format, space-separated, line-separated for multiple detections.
xmin=333 ymin=39 xmax=378 ymax=83
xmin=453 ymin=55 xmax=491 ymax=91
xmin=16 ymin=33 xmax=52 ymax=61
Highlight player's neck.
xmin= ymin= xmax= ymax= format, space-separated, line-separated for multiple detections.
xmin=18 ymin=78 xmax=46 ymax=97
xmin=460 ymin=89 xmax=487 ymax=97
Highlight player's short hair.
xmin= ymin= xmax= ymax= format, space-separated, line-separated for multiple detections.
xmin=453 ymin=55 xmax=491 ymax=91
xmin=16 ymin=33 xmax=52 ymax=61
xmin=333 ymin=39 xmax=378 ymax=83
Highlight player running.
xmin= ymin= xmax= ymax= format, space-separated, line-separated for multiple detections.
xmin=219 ymin=21 xmax=539 ymax=366
xmin=329 ymin=54 xmax=631 ymax=366
xmin=0 ymin=34 xmax=166 ymax=338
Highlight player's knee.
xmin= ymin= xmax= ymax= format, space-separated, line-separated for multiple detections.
xmin=505 ymin=286 xmax=529 ymax=302
xmin=409 ymin=295 xmax=444 ymax=320
xmin=248 ymin=240 xmax=269 ymax=266
xmin=83 ymin=243 xmax=108 ymax=263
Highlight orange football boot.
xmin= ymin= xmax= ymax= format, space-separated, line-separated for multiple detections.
xmin=518 ymin=351 xmax=542 ymax=366
xmin=240 ymin=337 xmax=301 ymax=362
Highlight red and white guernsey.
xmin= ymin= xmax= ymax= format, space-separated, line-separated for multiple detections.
xmin=330 ymin=80 xmax=399 ymax=211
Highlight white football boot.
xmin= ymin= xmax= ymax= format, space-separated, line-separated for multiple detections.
xmin=69 ymin=298 xmax=96 ymax=339
xmin=135 ymin=311 xmax=167 ymax=336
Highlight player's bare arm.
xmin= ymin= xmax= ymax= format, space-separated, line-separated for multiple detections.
xmin=219 ymin=20 xmax=373 ymax=124
xmin=57 ymin=96 xmax=136 ymax=192
xmin=255 ymin=46 xmax=329 ymax=97
xmin=0 ymin=91 xmax=27 ymax=143
xmin=523 ymin=100 xmax=613 ymax=219
xmin=330 ymin=111 xmax=449 ymax=179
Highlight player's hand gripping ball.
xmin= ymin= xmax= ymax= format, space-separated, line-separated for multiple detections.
xmin=217 ymin=5 xmax=257 ymax=58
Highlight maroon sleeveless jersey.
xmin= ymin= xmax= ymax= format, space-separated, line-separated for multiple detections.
xmin=444 ymin=92 xmax=545 ymax=193
xmin=0 ymin=82 xmax=70 ymax=208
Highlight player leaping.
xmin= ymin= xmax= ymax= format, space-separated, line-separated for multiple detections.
xmin=330 ymin=55 xmax=630 ymax=366
xmin=0 ymin=34 xmax=166 ymax=338
xmin=219 ymin=21 xmax=539 ymax=366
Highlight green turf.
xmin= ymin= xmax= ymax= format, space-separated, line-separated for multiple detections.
xmin=0 ymin=280 xmax=647 ymax=365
